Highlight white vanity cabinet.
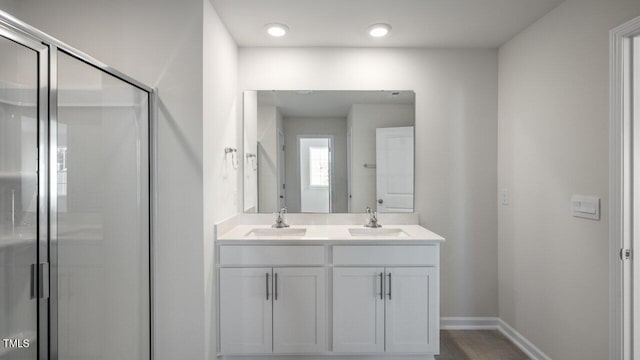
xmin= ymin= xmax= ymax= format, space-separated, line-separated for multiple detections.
xmin=272 ymin=267 xmax=326 ymax=353
xmin=332 ymin=245 xmax=439 ymax=354
xmin=218 ymin=246 xmax=326 ymax=355
xmin=333 ymin=267 xmax=438 ymax=354
xmin=333 ymin=267 xmax=385 ymax=353
xmin=216 ymin=234 xmax=442 ymax=360
xmin=220 ymin=268 xmax=273 ymax=354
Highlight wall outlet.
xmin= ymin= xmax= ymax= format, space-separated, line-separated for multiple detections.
xmin=500 ymin=189 xmax=509 ymax=205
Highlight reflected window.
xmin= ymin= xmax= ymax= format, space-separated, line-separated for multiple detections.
xmin=309 ymin=146 xmax=329 ymax=187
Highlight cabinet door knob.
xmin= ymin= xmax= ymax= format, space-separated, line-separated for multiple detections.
xmin=378 ymin=199 xmax=383 ymax=204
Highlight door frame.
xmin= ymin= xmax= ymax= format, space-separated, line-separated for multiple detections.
xmin=0 ymin=9 xmax=156 ymax=360
xmin=610 ymin=15 xmax=640 ymax=360
xmin=0 ymin=19 xmax=50 ymax=360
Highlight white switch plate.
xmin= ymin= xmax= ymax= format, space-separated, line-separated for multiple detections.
xmin=571 ymin=195 xmax=600 ymax=220
xmin=500 ymin=189 xmax=509 ymax=205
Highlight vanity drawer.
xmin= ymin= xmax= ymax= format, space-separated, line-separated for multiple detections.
xmin=333 ymin=245 xmax=438 ymax=265
xmin=219 ymin=245 xmax=325 ymax=265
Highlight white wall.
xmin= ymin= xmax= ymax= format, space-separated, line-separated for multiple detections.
xmin=498 ymin=1 xmax=640 ymax=359
xmin=283 ymin=117 xmax=348 ymax=213
xmin=239 ymin=48 xmax=499 ymax=317
xmin=349 ymin=103 xmax=414 ymax=212
xmin=203 ymin=2 xmax=239 ymax=360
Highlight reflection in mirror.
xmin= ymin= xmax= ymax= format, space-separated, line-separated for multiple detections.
xmin=244 ymin=90 xmax=415 ymax=214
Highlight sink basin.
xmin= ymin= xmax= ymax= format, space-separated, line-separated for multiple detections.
xmin=246 ymin=228 xmax=307 ymax=237
xmin=348 ymin=228 xmax=409 ymax=237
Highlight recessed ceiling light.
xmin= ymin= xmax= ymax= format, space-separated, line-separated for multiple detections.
xmin=265 ymin=23 xmax=289 ymax=37
xmin=368 ymin=23 xmax=391 ymax=38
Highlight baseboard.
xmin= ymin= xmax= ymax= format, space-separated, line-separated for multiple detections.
xmin=440 ymin=317 xmax=500 ymax=330
xmin=440 ymin=317 xmax=552 ymax=360
xmin=497 ymin=319 xmax=552 ymax=360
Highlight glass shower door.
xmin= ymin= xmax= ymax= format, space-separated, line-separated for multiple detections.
xmin=0 ymin=34 xmax=40 ymax=360
xmin=55 ymin=51 xmax=150 ymax=360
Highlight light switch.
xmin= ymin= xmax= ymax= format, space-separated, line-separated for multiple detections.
xmin=571 ymin=195 xmax=600 ymax=220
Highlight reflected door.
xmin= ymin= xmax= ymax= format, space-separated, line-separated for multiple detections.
xmin=299 ymin=137 xmax=332 ymax=213
xmin=376 ymin=127 xmax=414 ymax=213
xmin=55 ymin=51 xmax=150 ymax=360
xmin=0 ymin=34 xmax=41 ymax=360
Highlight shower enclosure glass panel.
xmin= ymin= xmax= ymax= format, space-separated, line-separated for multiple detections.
xmin=56 ymin=52 xmax=150 ymax=360
xmin=0 ymin=35 xmax=39 ymax=360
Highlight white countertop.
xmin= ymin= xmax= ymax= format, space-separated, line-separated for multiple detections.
xmin=216 ymin=224 xmax=445 ymax=242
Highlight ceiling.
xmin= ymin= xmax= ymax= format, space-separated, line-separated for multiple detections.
xmin=211 ymin=0 xmax=564 ymax=48
xmin=257 ymin=90 xmax=415 ymax=118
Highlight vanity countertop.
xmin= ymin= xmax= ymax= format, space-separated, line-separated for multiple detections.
xmin=216 ymin=224 xmax=445 ymax=243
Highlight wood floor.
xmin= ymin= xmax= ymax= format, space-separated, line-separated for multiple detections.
xmin=436 ymin=330 xmax=530 ymax=360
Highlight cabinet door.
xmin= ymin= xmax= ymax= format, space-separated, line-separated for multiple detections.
xmin=333 ymin=267 xmax=385 ymax=353
xmin=220 ymin=268 xmax=272 ymax=354
xmin=385 ymin=267 xmax=438 ymax=353
xmin=273 ymin=267 xmax=326 ymax=353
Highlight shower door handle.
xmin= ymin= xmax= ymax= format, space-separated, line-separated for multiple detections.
xmin=31 ymin=263 xmax=49 ymax=299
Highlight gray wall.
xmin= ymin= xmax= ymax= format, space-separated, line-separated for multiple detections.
xmin=498 ymin=0 xmax=640 ymax=359
xmin=283 ymin=116 xmax=348 ymax=213
xmin=240 ymin=48 xmax=499 ymax=317
xmin=257 ymin=105 xmax=282 ymax=213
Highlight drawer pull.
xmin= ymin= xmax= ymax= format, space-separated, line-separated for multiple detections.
xmin=387 ymin=273 xmax=392 ymax=300
xmin=379 ymin=272 xmax=384 ymax=300
xmin=266 ymin=272 xmax=270 ymax=300
xmin=274 ymin=273 xmax=278 ymax=300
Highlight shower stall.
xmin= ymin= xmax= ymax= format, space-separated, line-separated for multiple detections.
xmin=0 ymin=11 xmax=153 ymax=360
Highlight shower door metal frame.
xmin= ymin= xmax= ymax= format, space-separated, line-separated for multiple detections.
xmin=0 ymin=9 xmax=156 ymax=360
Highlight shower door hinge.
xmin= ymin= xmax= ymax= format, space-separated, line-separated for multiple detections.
xmin=621 ymin=248 xmax=632 ymax=261
xmin=30 ymin=263 xmax=50 ymax=299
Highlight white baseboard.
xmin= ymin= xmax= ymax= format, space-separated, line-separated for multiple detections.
xmin=440 ymin=317 xmax=500 ymax=330
xmin=440 ymin=317 xmax=552 ymax=360
xmin=497 ymin=319 xmax=552 ymax=360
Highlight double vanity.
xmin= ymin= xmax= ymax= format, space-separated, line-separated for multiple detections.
xmin=223 ymin=89 xmax=440 ymax=359
xmin=214 ymin=214 xmax=444 ymax=360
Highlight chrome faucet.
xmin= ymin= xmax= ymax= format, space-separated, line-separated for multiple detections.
xmin=364 ymin=207 xmax=382 ymax=228
xmin=272 ymin=207 xmax=290 ymax=228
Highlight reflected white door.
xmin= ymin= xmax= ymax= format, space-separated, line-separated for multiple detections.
xmin=376 ymin=127 xmax=414 ymax=213
xmin=277 ymin=129 xmax=286 ymax=209
xmin=347 ymin=127 xmax=353 ymax=213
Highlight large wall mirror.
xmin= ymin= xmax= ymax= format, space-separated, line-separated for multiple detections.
xmin=243 ymin=90 xmax=415 ymax=214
